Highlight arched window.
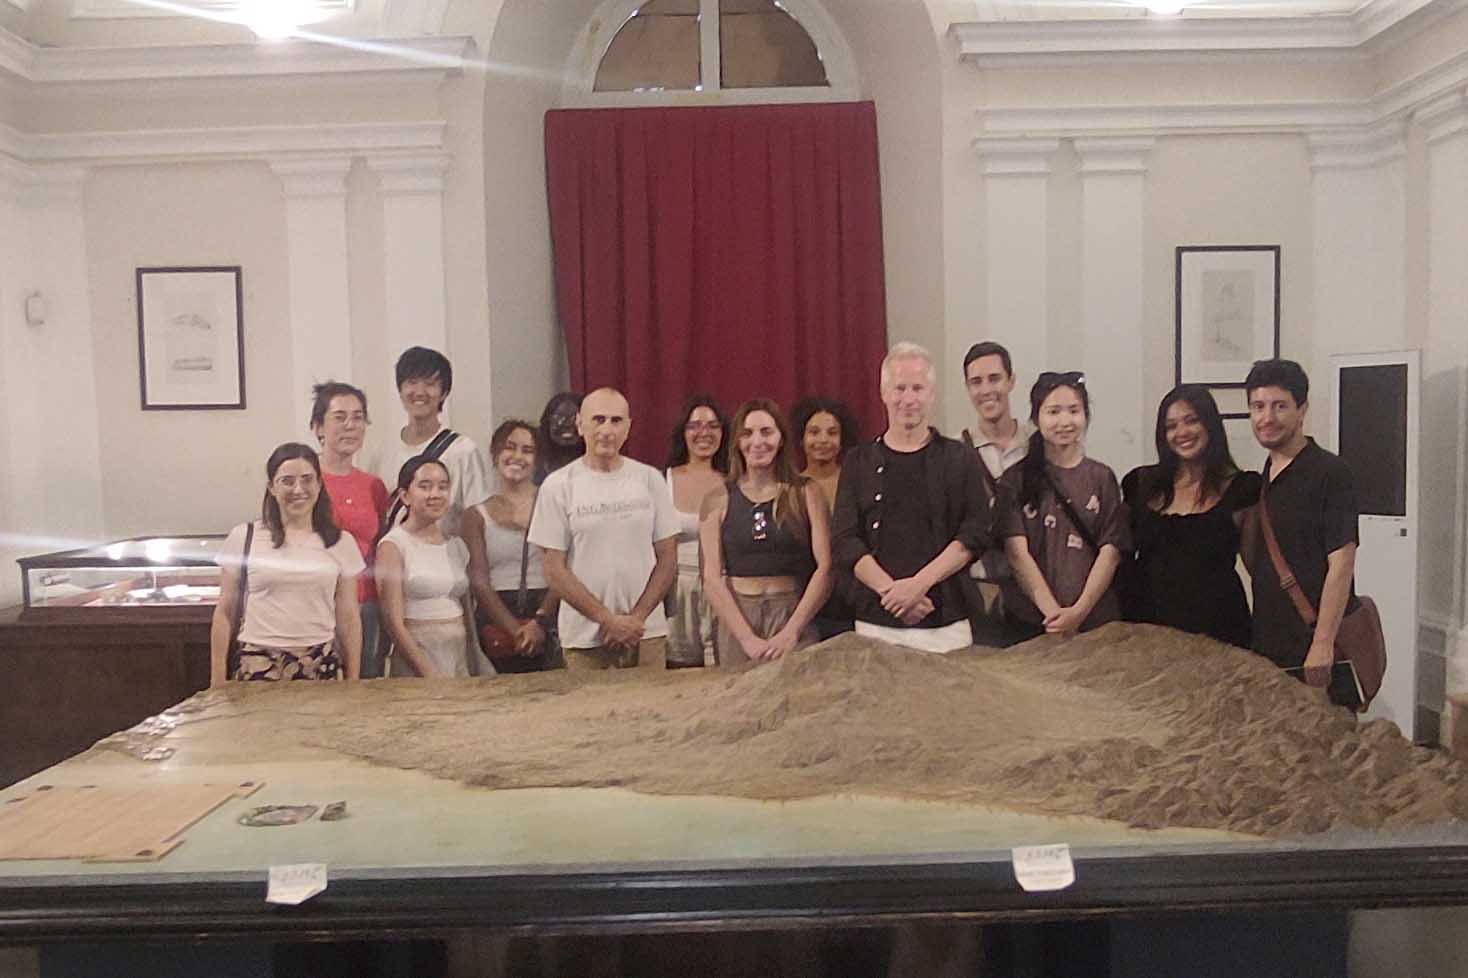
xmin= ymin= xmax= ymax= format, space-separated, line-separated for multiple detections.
xmin=566 ymin=0 xmax=858 ymax=105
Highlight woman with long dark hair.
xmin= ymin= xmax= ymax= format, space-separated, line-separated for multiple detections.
xmin=211 ymin=443 xmax=364 ymax=685
xmin=463 ymin=419 xmax=561 ymax=673
xmin=1120 ymin=385 xmax=1261 ymax=647
xmin=699 ymin=399 xmax=831 ymax=666
xmin=790 ymin=395 xmax=860 ymax=639
xmin=376 ymin=455 xmax=473 ymax=677
xmin=663 ymin=394 xmax=730 ymax=668
xmin=790 ymin=396 xmax=859 ymax=514
xmin=999 ymin=373 xmax=1129 ymax=639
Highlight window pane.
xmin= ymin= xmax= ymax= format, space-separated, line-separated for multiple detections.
xmin=594 ymin=6 xmax=701 ymax=92
xmin=719 ymin=0 xmax=829 ymax=89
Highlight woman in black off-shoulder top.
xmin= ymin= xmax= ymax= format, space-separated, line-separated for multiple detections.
xmin=1121 ymin=386 xmax=1261 ymax=649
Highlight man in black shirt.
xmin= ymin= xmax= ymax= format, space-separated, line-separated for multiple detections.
xmin=831 ymin=342 xmax=995 ymax=652
xmin=1241 ymin=359 xmax=1361 ymax=704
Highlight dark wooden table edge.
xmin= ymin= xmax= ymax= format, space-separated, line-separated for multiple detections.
xmin=5 ymin=846 xmax=1468 ymax=943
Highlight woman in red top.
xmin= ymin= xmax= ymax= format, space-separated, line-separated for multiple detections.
xmin=311 ymin=382 xmax=391 ymax=677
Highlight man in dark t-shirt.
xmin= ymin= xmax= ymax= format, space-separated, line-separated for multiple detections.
xmin=831 ymin=342 xmax=994 ymax=652
xmin=1240 ymin=359 xmax=1361 ymax=705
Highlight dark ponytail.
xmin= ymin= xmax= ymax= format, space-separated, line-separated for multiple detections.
xmin=1018 ymin=430 xmax=1048 ymax=509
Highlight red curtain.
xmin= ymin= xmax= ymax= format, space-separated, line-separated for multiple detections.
xmin=544 ymin=102 xmax=889 ymax=466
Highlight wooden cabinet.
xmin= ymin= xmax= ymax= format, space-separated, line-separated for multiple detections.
xmin=0 ymin=605 xmax=211 ymax=787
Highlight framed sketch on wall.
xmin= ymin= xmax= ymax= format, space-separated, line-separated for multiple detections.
xmin=1175 ymin=245 xmax=1280 ymax=388
xmin=136 ymin=266 xmax=245 ymax=410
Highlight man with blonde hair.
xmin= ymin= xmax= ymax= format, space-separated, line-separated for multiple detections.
xmin=832 ymin=342 xmax=995 ymax=652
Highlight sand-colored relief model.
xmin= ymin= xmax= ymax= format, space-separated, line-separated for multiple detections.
xmin=107 ymin=623 xmax=1468 ymax=839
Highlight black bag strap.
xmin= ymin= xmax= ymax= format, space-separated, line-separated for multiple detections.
xmin=514 ymin=489 xmax=539 ymax=618
xmin=961 ymin=429 xmax=1005 ymax=504
xmin=227 ymin=522 xmax=254 ymax=675
xmin=1041 ymin=469 xmax=1101 ymax=556
xmin=383 ymin=428 xmax=460 ymax=530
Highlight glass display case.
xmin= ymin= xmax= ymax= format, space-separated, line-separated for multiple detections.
xmin=18 ymin=536 xmax=224 ymax=613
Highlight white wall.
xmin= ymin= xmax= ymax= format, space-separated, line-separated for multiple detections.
xmin=84 ymin=162 xmax=293 ymax=537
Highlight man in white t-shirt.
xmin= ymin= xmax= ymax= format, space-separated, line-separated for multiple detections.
xmin=529 ymin=387 xmax=680 ymax=671
xmin=367 ymin=346 xmax=489 ymax=536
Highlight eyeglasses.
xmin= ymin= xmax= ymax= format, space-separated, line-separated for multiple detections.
xmin=273 ymin=474 xmax=319 ymax=491
xmin=325 ymin=411 xmax=368 ymax=427
xmin=685 ymin=420 xmax=723 ymax=433
xmin=1037 ymin=371 xmax=1086 ymax=387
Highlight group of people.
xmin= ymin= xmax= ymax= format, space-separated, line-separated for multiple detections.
xmin=208 ymin=338 xmax=1362 ymax=707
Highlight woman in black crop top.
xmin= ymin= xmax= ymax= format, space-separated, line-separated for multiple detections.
xmin=699 ymin=399 xmax=832 ymax=667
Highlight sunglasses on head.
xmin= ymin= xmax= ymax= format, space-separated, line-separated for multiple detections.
xmin=1037 ymin=371 xmax=1086 ymax=387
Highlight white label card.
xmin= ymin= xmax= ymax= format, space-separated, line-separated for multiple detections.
xmin=267 ymin=862 xmax=328 ymax=906
xmin=1010 ymin=844 xmax=1076 ymax=892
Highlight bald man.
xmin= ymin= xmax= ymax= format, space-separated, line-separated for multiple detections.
xmin=529 ymin=388 xmax=680 ymax=671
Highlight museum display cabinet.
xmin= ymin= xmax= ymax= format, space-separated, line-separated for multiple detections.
xmin=0 ymin=536 xmax=220 ymax=788
xmin=17 ymin=536 xmax=223 ymax=615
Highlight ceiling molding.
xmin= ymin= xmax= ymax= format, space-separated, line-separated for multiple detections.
xmin=1305 ymin=119 xmax=1407 ymax=168
xmin=951 ymin=0 xmax=1468 ymax=68
xmin=68 ymin=0 xmax=347 ymax=20
xmin=975 ymin=39 xmax=1468 ymax=139
xmin=0 ymin=28 xmax=472 ymax=84
xmin=0 ymin=119 xmax=445 ymax=165
xmin=978 ymin=99 xmax=1372 ymax=137
xmin=973 ymin=137 xmax=1062 ymax=175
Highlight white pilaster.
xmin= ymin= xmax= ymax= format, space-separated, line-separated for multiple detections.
xmin=367 ymin=153 xmax=451 ymax=424
xmin=975 ymin=138 xmax=1058 ymax=394
xmin=1305 ymin=121 xmax=1409 ymax=436
xmin=0 ymin=163 xmax=104 ymax=607
xmin=269 ymin=156 xmax=354 ymax=436
xmin=1074 ymin=136 xmax=1153 ymax=475
xmin=1415 ymin=89 xmax=1468 ymax=686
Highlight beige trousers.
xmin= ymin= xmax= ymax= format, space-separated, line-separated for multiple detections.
xmin=564 ymin=637 xmax=668 ymax=672
xmin=714 ymin=591 xmax=817 ymax=667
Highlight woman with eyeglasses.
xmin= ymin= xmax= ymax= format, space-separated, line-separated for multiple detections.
xmin=211 ymin=442 xmax=365 ymax=686
xmin=309 ymin=381 xmax=391 ymax=677
xmin=376 ymin=455 xmax=474 ymax=677
xmin=664 ymin=394 xmax=730 ymax=668
xmin=536 ymin=391 xmax=584 ymax=483
xmin=699 ymin=399 xmax=831 ymax=667
xmin=998 ymin=372 xmax=1129 ymax=639
xmin=1120 ymin=385 xmax=1261 ymax=648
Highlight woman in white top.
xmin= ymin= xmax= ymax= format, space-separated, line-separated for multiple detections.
xmin=463 ymin=419 xmax=561 ymax=673
xmin=376 ymin=456 xmax=473 ymax=677
xmin=211 ymin=443 xmax=364 ymax=686
xmin=663 ymin=394 xmax=729 ymax=668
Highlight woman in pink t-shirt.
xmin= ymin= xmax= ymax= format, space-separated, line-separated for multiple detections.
xmin=311 ymin=382 xmax=391 ymax=677
xmin=211 ymin=443 xmax=365 ymax=685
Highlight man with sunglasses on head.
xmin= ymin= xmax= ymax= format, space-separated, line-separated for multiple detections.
xmin=831 ymin=342 xmax=996 ymax=653
xmin=958 ymin=341 xmax=1034 ymax=646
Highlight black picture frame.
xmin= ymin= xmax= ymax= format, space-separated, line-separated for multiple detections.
xmin=1174 ymin=245 xmax=1281 ymax=389
xmin=136 ymin=266 xmax=245 ymax=411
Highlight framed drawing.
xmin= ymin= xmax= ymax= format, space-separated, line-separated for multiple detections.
xmin=136 ymin=266 xmax=245 ymax=410
xmin=1210 ymin=386 xmax=1248 ymax=418
xmin=1175 ymin=246 xmax=1280 ymax=388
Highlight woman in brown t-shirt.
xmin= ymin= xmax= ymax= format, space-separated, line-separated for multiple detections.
xmin=999 ymin=372 xmax=1129 ymax=639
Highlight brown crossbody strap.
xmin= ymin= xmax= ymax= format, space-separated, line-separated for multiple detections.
xmin=1257 ymin=469 xmax=1319 ymax=627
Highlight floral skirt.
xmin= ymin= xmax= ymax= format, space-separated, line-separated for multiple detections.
xmin=232 ymin=642 xmax=341 ymax=681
